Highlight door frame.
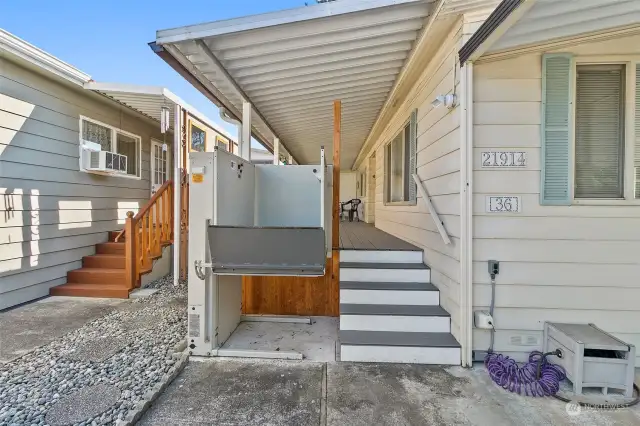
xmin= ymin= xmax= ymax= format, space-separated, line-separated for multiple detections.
xmin=150 ymin=138 xmax=172 ymax=196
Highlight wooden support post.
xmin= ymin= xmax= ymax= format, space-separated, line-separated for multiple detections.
xmin=332 ymin=100 xmax=341 ymax=250
xmin=124 ymin=211 xmax=136 ymax=290
xmin=332 ymin=100 xmax=341 ymax=314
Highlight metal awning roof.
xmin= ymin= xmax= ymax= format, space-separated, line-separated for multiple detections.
xmin=461 ymin=0 xmax=640 ymax=62
xmin=153 ymin=0 xmax=435 ymax=165
xmin=83 ymin=82 xmax=234 ymax=140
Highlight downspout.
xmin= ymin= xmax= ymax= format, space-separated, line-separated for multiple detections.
xmin=459 ymin=61 xmax=474 ymax=367
xmin=173 ymin=104 xmax=182 ymax=286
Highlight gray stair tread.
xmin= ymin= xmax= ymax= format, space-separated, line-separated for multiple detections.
xmin=340 ymin=304 xmax=450 ymax=317
xmin=340 ymin=262 xmax=430 ymax=270
xmin=340 ymin=330 xmax=461 ymax=348
xmin=340 ymin=281 xmax=438 ymax=291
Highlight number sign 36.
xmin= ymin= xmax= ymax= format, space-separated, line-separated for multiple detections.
xmin=486 ymin=196 xmax=521 ymax=213
xmin=481 ymin=151 xmax=526 ymax=167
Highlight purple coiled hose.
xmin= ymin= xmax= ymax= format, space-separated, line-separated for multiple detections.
xmin=485 ymin=351 xmax=566 ymax=397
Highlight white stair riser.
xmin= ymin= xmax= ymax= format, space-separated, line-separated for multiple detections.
xmin=340 ymin=250 xmax=423 ymax=263
xmin=340 ymin=268 xmax=430 ymax=283
xmin=340 ymin=314 xmax=450 ymax=332
xmin=341 ymin=345 xmax=461 ymax=365
xmin=340 ymin=289 xmax=439 ymax=306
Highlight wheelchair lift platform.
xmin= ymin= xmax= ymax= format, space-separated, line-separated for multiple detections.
xmin=187 ymin=148 xmax=332 ymax=359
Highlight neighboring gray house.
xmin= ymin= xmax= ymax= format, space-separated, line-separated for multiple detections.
xmin=0 ymin=29 xmax=230 ymax=309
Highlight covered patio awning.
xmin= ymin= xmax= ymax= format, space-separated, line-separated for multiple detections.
xmin=83 ymin=82 xmax=234 ymax=140
xmin=152 ymin=0 xmax=499 ymax=166
xmin=460 ymin=0 xmax=640 ymax=63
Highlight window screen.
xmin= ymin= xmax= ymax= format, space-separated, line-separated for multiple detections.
xmin=575 ymin=64 xmax=625 ymax=199
xmin=116 ymin=133 xmax=139 ymax=176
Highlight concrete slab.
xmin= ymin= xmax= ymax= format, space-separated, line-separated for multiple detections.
xmin=138 ymin=358 xmax=324 ymax=426
xmin=64 ymin=336 xmax=128 ymax=362
xmin=221 ymin=316 xmax=338 ymax=362
xmin=45 ymin=384 xmax=121 ymax=426
xmin=0 ymin=296 xmax=125 ymax=363
xmin=327 ymin=363 xmax=640 ymax=426
xmin=129 ymin=288 xmax=160 ymax=299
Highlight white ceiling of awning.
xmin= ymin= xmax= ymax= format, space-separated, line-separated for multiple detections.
xmin=84 ymin=82 xmax=234 ymax=140
xmin=156 ymin=0 xmax=435 ymax=165
xmin=488 ymin=0 xmax=640 ymax=53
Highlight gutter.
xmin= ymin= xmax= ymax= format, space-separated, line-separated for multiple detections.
xmin=458 ymin=0 xmax=536 ymax=64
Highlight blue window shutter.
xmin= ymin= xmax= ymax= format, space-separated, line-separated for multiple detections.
xmin=541 ymin=53 xmax=573 ymax=205
xmin=409 ymin=109 xmax=418 ymax=202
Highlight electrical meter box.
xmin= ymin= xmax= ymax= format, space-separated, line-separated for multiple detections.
xmin=543 ymin=322 xmax=636 ymax=397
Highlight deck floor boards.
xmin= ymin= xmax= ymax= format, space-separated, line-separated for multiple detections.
xmin=339 ymin=221 xmax=419 ymax=251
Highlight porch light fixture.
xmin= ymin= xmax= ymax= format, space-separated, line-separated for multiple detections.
xmin=431 ymin=94 xmax=457 ymax=109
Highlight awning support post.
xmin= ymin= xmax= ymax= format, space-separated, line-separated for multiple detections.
xmin=241 ymin=101 xmax=252 ymax=162
xmin=173 ymin=104 xmax=182 ymax=286
xmin=273 ymin=137 xmax=280 ymax=165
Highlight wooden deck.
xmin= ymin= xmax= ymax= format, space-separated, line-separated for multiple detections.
xmin=339 ymin=221 xmax=419 ymax=251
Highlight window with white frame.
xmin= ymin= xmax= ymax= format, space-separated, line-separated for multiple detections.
xmin=80 ymin=116 xmax=141 ymax=178
xmin=575 ymin=64 xmax=626 ymax=199
xmin=541 ymin=57 xmax=639 ymax=204
xmin=385 ymin=122 xmax=412 ymax=203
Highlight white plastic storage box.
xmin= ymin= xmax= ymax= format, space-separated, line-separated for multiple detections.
xmin=543 ymin=322 xmax=635 ymax=398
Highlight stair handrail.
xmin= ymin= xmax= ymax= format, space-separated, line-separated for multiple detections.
xmin=118 ymin=180 xmax=174 ymax=289
xmin=412 ymin=174 xmax=451 ymax=245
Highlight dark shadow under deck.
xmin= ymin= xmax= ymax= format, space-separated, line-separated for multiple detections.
xmin=338 ymin=221 xmax=420 ymax=251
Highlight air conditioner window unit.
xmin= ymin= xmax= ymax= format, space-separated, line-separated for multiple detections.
xmin=84 ymin=149 xmax=128 ymax=174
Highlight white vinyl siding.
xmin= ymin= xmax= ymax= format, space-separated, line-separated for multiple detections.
xmin=0 ymin=56 xmax=169 ymax=309
xmin=575 ymin=64 xmax=625 ymax=199
xmin=473 ymin=33 xmax=640 ymax=363
xmin=363 ymin=20 xmax=465 ymax=342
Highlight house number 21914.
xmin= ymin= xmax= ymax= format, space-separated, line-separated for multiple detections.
xmin=481 ymin=151 xmax=527 ymax=167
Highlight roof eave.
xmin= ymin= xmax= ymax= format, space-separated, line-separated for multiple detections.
xmin=0 ymin=28 xmax=90 ymax=85
xmin=155 ymin=0 xmax=426 ymax=44
xmin=458 ymin=0 xmax=537 ymax=64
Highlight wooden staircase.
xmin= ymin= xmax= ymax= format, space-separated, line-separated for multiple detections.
xmin=51 ymin=231 xmax=130 ymax=298
xmin=50 ymin=181 xmax=174 ymax=299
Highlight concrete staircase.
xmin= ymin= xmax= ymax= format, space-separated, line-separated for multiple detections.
xmin=339 ymin=249 xmax=461 ymax=365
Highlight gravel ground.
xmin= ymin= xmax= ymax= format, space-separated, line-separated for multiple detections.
xmin=0 ymin=275 xmax=187 ymax=426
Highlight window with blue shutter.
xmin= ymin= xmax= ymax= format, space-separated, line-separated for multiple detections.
xmin=540 ymin=54 xmax=573 ymax=205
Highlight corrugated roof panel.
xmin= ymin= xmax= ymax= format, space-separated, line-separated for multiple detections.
xmin=155 ymin=0 xmax=501 ymax=165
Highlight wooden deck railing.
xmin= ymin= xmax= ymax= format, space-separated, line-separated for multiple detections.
xmin=116 ymin=180 xmax=174 ymax=289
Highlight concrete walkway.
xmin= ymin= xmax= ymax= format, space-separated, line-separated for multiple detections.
xmin=140 ymin=359 xmax=640 ymax=426
xmin=0 ymin=296 xmax=125 ymax=363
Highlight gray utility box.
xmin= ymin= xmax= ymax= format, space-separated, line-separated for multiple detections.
xmin=544 ymin=322 xmax=636 ymax=397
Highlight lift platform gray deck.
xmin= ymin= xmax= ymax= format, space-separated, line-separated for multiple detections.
xmin=207 ymin=225 xmax=326 ymax=276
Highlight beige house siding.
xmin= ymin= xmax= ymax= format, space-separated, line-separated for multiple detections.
xmin=0 ymin=56 xmax=170 ymax=309
xmin=472 ymin=34 xmax=640 ymax=361
xmin=363 ymin=19 xmax=466 ymax=341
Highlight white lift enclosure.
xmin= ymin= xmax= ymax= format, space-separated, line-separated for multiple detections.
xmin=187 ymin=147 xmax=329 ymax=357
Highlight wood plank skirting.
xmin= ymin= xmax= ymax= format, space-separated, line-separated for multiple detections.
xmin=241 ymin=251 xmax=340 ymax=316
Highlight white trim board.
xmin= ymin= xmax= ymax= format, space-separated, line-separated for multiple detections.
xmin=339 ymin=314 xmax=450 ymax=333
xmin=340 ymin=267 xmax=431 ymax=282
xmin=340 ymin=345 xmax=461 ymax=365
xmin=340 ymin=289 xmax=439 ymax=306
xmin=340 ymin=250 xmax=423 ymax=263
